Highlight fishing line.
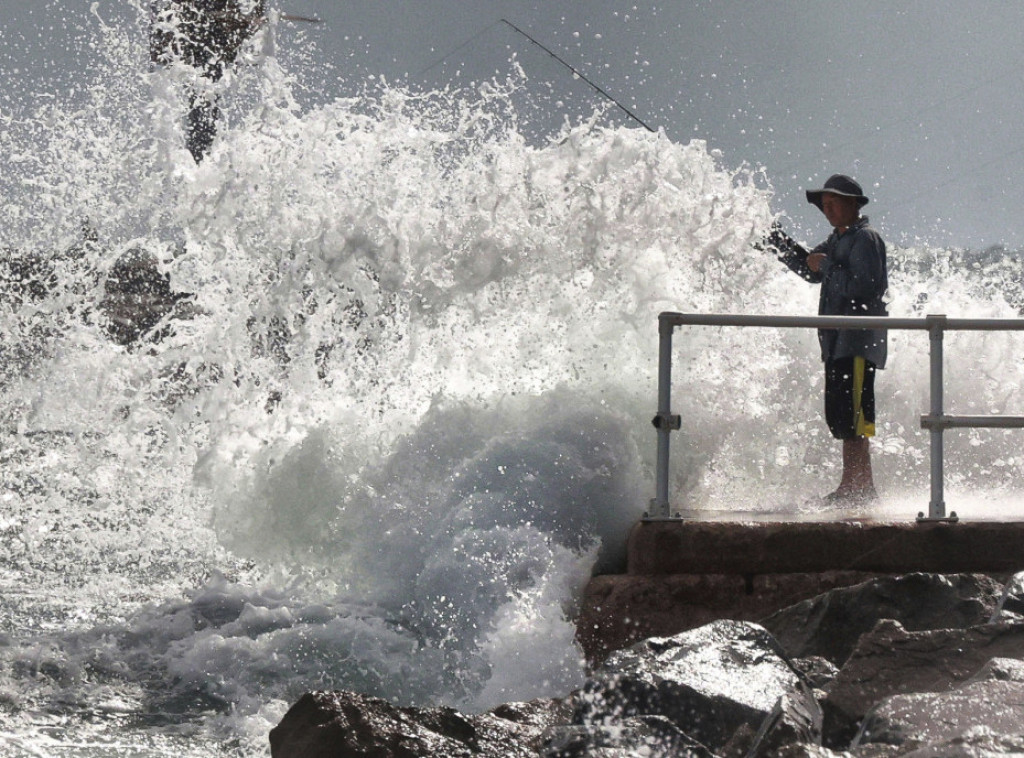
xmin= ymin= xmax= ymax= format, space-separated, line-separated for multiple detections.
xmin=418 ymin=20 xmax=506 ymax=78
xmin=500 ymin=19 xmax=655 ymax=133
xmin=418 ymin=18 xmax=656 ymax=133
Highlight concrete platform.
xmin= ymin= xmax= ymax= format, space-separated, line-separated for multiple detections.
xmin=627 ymin=519 xmax=1024 ymax=575
xmin=577 ymin=519 xmax=1024 ymax=664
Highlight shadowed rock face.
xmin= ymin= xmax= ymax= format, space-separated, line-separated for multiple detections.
xmin=269 ymin=690 xmax=568 ymax=758
xmin=270 ymin=572 xmax=1024 ymax=757
xmin=761 ymin=573 xmax=1005 ymax=667
xmin=823 ymin=618 xmax=1024 ymax=746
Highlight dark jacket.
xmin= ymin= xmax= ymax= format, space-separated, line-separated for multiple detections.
xmin=778 ymin=217 xmax=888 ymax=368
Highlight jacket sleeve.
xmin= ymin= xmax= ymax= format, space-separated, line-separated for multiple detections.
xmin=763 ymin=226 xmax=822 ymax=283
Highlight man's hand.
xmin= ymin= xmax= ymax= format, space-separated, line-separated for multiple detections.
xmin=755 ymin=222 xmax=804 ymax=258
xmin=760 ymin=222 xmax=821 ymax=282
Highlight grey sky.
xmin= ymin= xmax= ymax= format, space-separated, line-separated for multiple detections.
xmin=2 ymin=1 xmax=1023 ymax=249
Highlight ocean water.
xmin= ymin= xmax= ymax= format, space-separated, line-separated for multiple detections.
xmin=3 ymin=5 xmax=1024 ymax=757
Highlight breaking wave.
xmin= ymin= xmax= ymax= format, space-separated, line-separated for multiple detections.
xmin=2 ymin=3 xmax=1023 ymax=755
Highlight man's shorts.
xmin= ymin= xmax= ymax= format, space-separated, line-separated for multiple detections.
xmin=824 ymin=356 xmax=876 ymax=440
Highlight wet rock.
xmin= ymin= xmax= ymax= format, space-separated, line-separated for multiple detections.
xmin=745 ymin=681 xmax=823 ymax=758
xmin=0 ymin=250 xmax=57 ymax=308
xmin=762 ymin=573 xmax=1004 ymax=666
xmin=575 ymin=619 xmax=801 ymax=753
xmin=0 ymin=250 xmax=64 ymax=378
xmin=770 ymin=745 xmax=889 ymax=757
xmin=539 ymin=715 xmax=715 ymax=757
xmin=897 ymin=728 xmax=1024 ymax=756
xmin=989 ymin=570 xmax=1024 ymax=622
xmin=824 ymin=619 xmax=1024 ymax=746
xmin=269 ymin=690 xmax=553 ymax=758
xmin=964 ymin=656 xmax=1024 ymax=684
xmin=489 ymin=697 xmax=573 ymax=731
xmin=488 ymin=698 xmax=574 ymax=753
xmin=853 ymin=681 xmax=1024 ymax=754
xmin=100 ymin=248 xmax=196 ymax=347
xmin=790 ymin=656 xmax=840 ymax=690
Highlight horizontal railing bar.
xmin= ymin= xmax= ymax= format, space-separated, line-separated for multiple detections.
xmin=661 ymin=312 xmax=1024 ymax=331
xmin=652 ymin=310 xmax=1024 ymax=522
xmin=921 ymin=415 xmax=1024 ymax=429
xmin=943 ymin=320 xmax=1024 ymax=330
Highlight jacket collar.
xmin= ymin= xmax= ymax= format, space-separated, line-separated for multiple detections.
xmin=835 ymin=216 xmax=869 ymax=236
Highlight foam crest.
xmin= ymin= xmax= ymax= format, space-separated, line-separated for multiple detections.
xmin=2 ymin=4 xmax=1024 ymax=755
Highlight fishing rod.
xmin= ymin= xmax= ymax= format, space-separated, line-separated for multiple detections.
xmin=280 ymin=13 xmax=322 ymax=24
xmin=500 ymin=19 xmax=655 ymax=133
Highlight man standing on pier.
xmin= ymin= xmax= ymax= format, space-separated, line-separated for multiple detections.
xmin=150 ymin=0 xmax=267 ymax=162
xmin=766 ymin=174 xmax=888 ymax=505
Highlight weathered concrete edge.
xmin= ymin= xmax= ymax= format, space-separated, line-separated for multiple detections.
xmin=627 ymin=520 xmax=1024 ymax=575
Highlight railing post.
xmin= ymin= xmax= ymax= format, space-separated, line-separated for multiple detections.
xmin=649 ymin=313 xmax=680 ymax=519
xmin=924 ymin=314 xmax=948 ymax=521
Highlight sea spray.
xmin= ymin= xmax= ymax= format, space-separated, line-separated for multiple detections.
xmin=3 ymin=3 xmax=1024 ymax=756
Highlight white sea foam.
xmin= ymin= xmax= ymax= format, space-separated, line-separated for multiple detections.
xmin=2 ymin=3 xmax=1024 ymax=756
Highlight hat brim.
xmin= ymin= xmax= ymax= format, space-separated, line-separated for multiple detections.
xmin=806 ymin=189 xmax=869 ymax=212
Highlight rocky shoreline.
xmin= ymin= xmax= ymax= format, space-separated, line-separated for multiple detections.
xmin=269 ymin=571 xmax=1024 ymax=756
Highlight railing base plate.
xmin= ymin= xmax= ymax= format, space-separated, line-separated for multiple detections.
xmin=916 ymin=510 xmax=959 ymax=524
xmin=642 ymin=511 xmax=696 ymax=521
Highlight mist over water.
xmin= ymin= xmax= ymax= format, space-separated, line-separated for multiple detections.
xmin=2 ymin=4 xmax=1024 ymax=756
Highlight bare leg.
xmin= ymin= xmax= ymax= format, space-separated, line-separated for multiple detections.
xmin=834 ymin=436 xmax=877 ymax=500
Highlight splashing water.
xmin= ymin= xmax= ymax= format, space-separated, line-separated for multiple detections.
xmin=3 ymin=4 xmax=1024 ymax=756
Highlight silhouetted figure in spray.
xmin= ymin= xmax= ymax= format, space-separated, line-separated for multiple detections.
xmin=150 ymin=0 xmax=267 ymax=162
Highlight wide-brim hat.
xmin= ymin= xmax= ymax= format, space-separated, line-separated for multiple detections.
xmin=806 ymin=174 xmax=869 ymax=211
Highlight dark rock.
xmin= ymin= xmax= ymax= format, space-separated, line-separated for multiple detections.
xmin=488 ymin=698 xmax=574 ymax=753
xmin=771 ymin=745 xmax=878 ymax=757
xmin=0 ymin=250 xmax=65 ymax=379
xmin=489 ymin=697 xmax=573 ymax=729
xmin=269 ymin=690 xmax=553 ymax=758
xmin=762 ymin=573 xmax=1004 ymax=666
xmin=897 ymin=730 xmax=1024 ymax=757
xmin=539 ymin=715 xmax=715 ymax=757
xmin=989 ymin=570 xmax=1024 ymax=622
xmin=0 ymin=250 xmax=57 ymax=308
xmin=824 ymin=619 xmax=1024 ymax=746
xmin=790 ymin=656 xmax=840 ymax=690
xmin=720 ymin=722 xmax=758 ymax=757
xmin=100 ymin=248 xmax=196 ymax=347
xmin=576 ymin=619 xmax=801 ymax=753
xmin=579 ymin=571 xmax=880 ymax=664
xmin=744 ymin=681 xmax=823 ymax=758
xmin=853 ymin=680 xmax=1024 ymax=754
xmin=964 ymin=656 xmax=1024 ymax=685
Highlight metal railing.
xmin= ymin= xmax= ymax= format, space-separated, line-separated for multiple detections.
xmin=649 ymin=312 xmax=1024 ymax=523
